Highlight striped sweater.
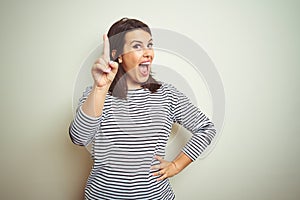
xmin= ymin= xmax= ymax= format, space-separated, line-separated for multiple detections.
xmin=69 ymin=82 xmax=216 ymax=199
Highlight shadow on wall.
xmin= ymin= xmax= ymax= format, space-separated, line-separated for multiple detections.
xmin=59 ymin=113 xmax=93 ymax=200
xmin=33 ymin=111 xmax=94 ymax=200
xmin=0 ymin=104 xmax=94 ymax=200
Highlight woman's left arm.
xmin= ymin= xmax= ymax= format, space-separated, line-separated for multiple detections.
xmin=152 ymin=86 xmax=216 ymax=181
xmin=151 ymin=152 xmax=192 ymax=181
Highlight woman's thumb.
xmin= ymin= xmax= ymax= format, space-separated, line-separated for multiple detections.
xmin=109 ymin=61 xmax=119 ymax=71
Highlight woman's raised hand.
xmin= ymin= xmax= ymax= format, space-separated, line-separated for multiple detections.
xmin=92 ymin=34 xmax=118 ymax=88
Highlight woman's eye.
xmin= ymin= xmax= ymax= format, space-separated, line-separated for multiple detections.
xmin=147 ymin=43 xmax=153 ymax=48
xmin=133 ymin=44 xmax=142 ymax=50
xmin=132 ymin=43 xmax=153 ymax=50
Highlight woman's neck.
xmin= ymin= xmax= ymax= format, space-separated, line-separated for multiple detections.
xmin=126 ymin=78 xmax=142 ymax=90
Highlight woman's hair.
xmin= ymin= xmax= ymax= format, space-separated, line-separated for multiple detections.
xmin=107 ymin=17 xmax=161 ymax=99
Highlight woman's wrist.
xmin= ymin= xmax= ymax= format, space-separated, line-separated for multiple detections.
xmin=93 ymin=83 xmax=110 ymax=92
xmin=171 ymin=152 xmax=193 ymax=174
xmin=171 ymin=161 xmax=180 ymax=174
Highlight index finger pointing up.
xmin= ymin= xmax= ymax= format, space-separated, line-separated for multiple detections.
xmin=102 ymin=34 xmax=110 ymax=61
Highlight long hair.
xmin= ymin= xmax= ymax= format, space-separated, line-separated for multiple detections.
xmin=107 ymin=17 xmax=161 ymax=99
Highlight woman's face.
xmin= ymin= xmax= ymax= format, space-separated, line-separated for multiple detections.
xmin=119 ymin=29 xmax=154 ymax=89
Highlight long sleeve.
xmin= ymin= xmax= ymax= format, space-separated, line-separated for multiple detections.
xmin=69 ymin=86 xmax=102 ymax=146
xmin=172 ymin=87 xmax=216 ymax=161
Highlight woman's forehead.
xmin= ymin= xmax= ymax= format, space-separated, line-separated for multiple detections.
xmin=124 ymin=29 xmax=152 ymax=43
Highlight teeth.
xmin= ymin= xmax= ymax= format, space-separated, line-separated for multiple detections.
xmin=140 ymin=61 xmax=150 ymax=66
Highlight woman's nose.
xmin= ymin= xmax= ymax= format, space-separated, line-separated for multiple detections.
xmin=143 ymin=48 xmax=153 ymax=58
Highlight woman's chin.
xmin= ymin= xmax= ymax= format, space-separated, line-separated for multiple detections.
xmin=138 ymin=76 xmax=150 ymax=84
xmin=127 ymin=74 xmax=150 ymax=88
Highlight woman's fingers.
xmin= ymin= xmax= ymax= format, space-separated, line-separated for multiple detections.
xmin=91 ymin=34 xmax=119 ymax=87
xmin=151 ymin=156 xmax=165 ymax=170
xmin=157 ymin=173 xmax=168 ymax=181
xmin=154 ymin=155 xmax=164 ymax=162
xmin=109 ymin=61 xmax=118 ymax=73
xmin=93 ymin=60 xmax=109 ymax=74
xmin=152 ymin=155 xmax=178 ymax=181
xmin=102 ymin=34 xmax=110 ymax=62
xmin=152 ymin=167 xmax=173 ymax=181
xmin=150 ymin=164 xmax=161 ymax=170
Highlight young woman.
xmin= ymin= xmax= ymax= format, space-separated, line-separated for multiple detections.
xmin=69 ymin=18 xmax=216 ymax=200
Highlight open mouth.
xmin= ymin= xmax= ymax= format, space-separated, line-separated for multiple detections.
xmin=138 ymin=61 xmax=151 ymax=76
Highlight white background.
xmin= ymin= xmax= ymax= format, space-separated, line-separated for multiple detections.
xmin=0 ymin=0 xmax=299 ymax=199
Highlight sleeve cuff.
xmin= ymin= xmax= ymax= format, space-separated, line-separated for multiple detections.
xmin=78 ymin=106 xmax=102 ymax=122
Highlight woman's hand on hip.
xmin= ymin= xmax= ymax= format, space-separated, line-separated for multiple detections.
xmin=151 ymin=155 xmax=181 ymax=181
xmin=92 ymin=34 xmax=118 ymax=88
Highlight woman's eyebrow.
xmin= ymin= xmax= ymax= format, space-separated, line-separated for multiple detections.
xmin=130 ymin=38 xmax=153 ymax=45
xmin=130 ymin=40 xmax=143 ymax=45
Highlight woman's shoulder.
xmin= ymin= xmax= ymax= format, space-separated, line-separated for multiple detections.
xmin=158 ymin=81 xmax=182 ymax=94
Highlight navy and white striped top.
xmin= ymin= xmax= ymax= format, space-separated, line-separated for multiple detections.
xmin=69 ymin=82 xmax=216 ymax=200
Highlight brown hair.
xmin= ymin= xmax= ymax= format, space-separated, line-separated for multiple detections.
xmin=107 ymin=17 xmax=161 ymax=99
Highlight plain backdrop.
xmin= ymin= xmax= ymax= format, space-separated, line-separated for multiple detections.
xmin=0 ymin=0 xmax=299 ymax=199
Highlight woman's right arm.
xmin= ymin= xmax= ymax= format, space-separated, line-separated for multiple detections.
xmin=82 ymin=34 xmax=118 ymax=117
xmin=69 ymin=34 xmax=118 ymax=146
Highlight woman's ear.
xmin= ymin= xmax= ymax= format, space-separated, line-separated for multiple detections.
xmin=112 ymin=49 xmax=122 ymax=63
xmin=118 ymin=56 xmax=122 ymax=63
xmin=111 ymin=49 xmax=117 ymax=60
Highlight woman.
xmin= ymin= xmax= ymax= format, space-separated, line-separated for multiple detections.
xmin=69 ymin=18 xmax=216 ymax=199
